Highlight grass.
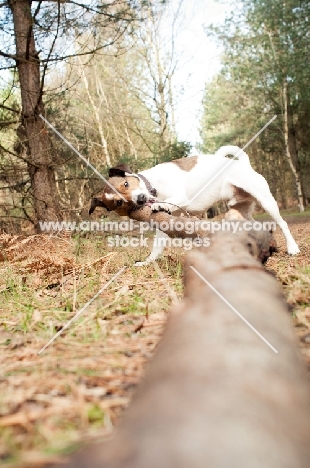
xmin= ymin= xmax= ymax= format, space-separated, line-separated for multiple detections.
xmin=0 ymin=212 xmax=309 ymax=466
xmin=254 ymin=206 xmax=310 ymax=220
xmin=0 ymin=230 xmax=183 ymax=466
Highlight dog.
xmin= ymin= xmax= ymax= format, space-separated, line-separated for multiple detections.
xmin=90 ymin=145 xmax=300 ymax=265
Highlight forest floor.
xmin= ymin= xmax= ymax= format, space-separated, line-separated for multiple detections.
xmin=0 ymin=211 xmax=309 ymax=467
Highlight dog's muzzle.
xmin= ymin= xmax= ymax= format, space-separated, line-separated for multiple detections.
xmin=137 ymin=193 xmax=147 ymax=205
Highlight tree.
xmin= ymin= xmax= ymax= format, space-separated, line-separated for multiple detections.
xmin=50 ymin=0 xmax=187 ymax=172
xmin=132 ymin=0 xmax=185 ymax=153
xmin=0 ymin=0 xmax=155 ymax=228
xmin=199 ymin=0 xmax=310 ymax=210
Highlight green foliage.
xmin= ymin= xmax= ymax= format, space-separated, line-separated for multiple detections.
xmin=1 ymin=0 xmax=174 ymax=231
xmin=161 ymin=140 xmax=192 ymax=162
xmin=87 ymin=404 xmax=105 ymax=425
xmin=199 ymin=0 xmax=310 ymax=206
xmin=110 ymin=139 xmax=192 ymax=173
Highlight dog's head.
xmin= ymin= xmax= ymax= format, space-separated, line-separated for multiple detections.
xmin=89 ymin=164 xmax=153 ymax=216
xmin=107 ymin=164 xmax=153 ymax=205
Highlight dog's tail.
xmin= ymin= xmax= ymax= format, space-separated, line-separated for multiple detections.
xmin=215 ymin=145 xmax=251 ymax=164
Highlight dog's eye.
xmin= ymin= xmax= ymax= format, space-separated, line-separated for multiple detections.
xmin=116 ymin=200 xmax=123 ymax=206
xmin=124 ymin=181 xmax=129 ymax=188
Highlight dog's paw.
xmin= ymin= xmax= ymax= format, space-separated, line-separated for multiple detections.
xmin=135 ymin=259 xmax=154 ymax=267
xmin=151 ymin=202 xmax=171 ymax=214
xmin=287 ymin=243 xmax=300 ymax=255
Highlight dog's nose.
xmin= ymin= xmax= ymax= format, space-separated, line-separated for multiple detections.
xmin=137 ymin=193 xmax=147 ymax=205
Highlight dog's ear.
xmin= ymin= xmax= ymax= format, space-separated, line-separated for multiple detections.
xmin=89 ymin=197 xmax=111 ymax=215
xmin=108 ymin=164 xmax=133 ymax=178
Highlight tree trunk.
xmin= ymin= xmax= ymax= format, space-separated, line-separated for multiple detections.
xmin=283 ymin=81 xmax=304 ymax=212
xmin=64 ymin=232 xmax=310 ymax=468
xmin=79 ymin=60 xmax=112 ymax=166
xmin=145 ymin=8 xmax=169 ymax=153
xmin=9 ymin=0 xmax=61 ymax=229
xmin=168 ymin=73 xmax=176 ymax=139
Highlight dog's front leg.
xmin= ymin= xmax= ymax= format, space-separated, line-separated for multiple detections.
xmin=135 ymin=229 xmax=169 ymax=266
xmin=151 ymin=194 xmax=188 ymax=214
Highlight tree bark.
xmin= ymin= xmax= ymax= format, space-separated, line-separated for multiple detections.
xmin=128 ymin=206 xmax=277 ymax=264
xmin=283 ymin=80 xmax=304 ymax=212
xmin=143 ymin=7 xmax=170 ymax=152
xmin=9 ymin=0 xmax=61 ymax=229
xmin=79 ymin=60 xmax=112 ymax=166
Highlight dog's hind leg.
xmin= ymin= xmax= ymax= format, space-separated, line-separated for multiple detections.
xmin=233 ymin=177 xmax=299 ymax=255
xmin=135 ymin=229 xmax=169 ymax=266
xmin=256 ymin=195 xmax=299 ymax=254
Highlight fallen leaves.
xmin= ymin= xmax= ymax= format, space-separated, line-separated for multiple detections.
xmin=0 ymin=217 xmax=309 ymax=466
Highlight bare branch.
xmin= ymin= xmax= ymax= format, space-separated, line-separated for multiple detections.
xmin=0 ymin=50 xmax=17 ymax=60
xmin=0 ymin=104 xmax=20 ymax=114
xmin=0 ymin=142 xmax=18 ymax=158
xmin=39 ymin=0 xmax=60 ymax=100
xmin=0 ymin=120 xmax=19 ymax=127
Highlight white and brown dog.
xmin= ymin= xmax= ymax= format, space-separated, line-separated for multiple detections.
xmin=90 ymin=145 xmax=299 ymax=265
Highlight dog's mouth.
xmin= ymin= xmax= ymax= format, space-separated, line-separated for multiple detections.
xmin=145 ymin=197 xmax=157 ymax=206
xmin=135 ymin=195 xmax=157 ymax=207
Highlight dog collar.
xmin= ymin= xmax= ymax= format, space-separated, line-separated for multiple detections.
xmin=137 ymin=173 xmax=158 ymax=197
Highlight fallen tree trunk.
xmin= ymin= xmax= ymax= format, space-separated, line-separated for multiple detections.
xmin=90 ymin=197 xmax=277 ymax=262
xmin=128 ymin=205 xmax=277 ymax=263
xmin=62 ymin=230 xmax=310 ymax=468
